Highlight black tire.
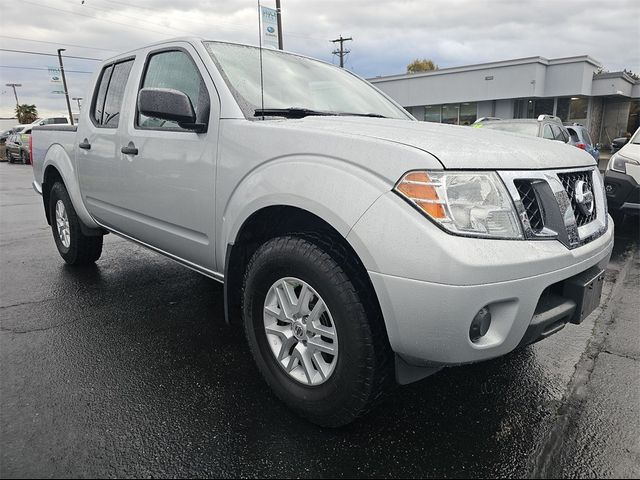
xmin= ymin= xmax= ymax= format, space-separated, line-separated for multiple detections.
xmin=242 ymin=235 xmax=392 ymax=427
xmin=49 ymin=182 xmax=103 ymax=265
xmin=20 ymin=151 xmax=27 ymax=165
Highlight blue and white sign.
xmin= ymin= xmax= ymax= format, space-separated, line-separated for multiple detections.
xmin=260 ymin=5 xmax=279 ymax=49
xmin=48 ymin=66 xmax=62 ymax=84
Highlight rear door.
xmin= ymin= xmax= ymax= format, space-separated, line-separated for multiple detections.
xmin=117 ymin=43 xmax=219 ymax=272
xmin=76 ymin=58 xmax=135 ymax=228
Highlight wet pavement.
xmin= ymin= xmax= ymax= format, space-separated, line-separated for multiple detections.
xmin=1 ymin=162 xmax=638 ymax=478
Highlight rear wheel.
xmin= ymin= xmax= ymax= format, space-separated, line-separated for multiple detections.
xmin=242 ymin=235 xmax=392 ymax=427
xmin=49 ymin=182 xmax=103 ymax=265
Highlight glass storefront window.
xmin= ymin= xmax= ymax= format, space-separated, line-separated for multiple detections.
xmin=424 ymin=105 xmax=441 ymax=123
xmin=556 ymin=97 xmax=569 ymax=122
xmin=441 ymin=104 xmax=459 ymax=124
xmin=459 ymin=102 xmax=477 ymax=125
xmin=568 ymin=97 xmax=588 ymax=121
xmin=533 ymin=98 xmax=554 ymax=118
xmin=420 ymin=102 xmax=477 ymax=124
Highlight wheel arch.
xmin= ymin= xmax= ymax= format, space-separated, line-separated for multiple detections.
xmin=223 ymin=205 xmax=386 ymax=340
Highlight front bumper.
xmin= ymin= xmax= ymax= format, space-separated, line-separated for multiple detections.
xmin=347 ymin=192 xmax=614 ymax=367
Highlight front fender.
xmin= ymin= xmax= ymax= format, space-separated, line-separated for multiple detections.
xmin=219 ymin=155 xmax=392 ymax=266
xmin=43 ymin=144 xmax=99 ymax=230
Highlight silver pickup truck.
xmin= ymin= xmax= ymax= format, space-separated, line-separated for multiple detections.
xmin=31 ymin=38 xmax=613 ymax=427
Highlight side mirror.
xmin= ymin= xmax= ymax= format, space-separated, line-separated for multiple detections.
xmin=137 ymin=88 xmax=206 ymax=132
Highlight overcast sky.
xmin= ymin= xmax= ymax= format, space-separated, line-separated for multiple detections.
xmin=1 ymin=0 xmax=638 ymax=118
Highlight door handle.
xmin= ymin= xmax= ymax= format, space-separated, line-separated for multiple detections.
xmin=121 ymin=144 xmax=138 ymax=155
xmin=79 ymin=140 xmax=91 ymax=150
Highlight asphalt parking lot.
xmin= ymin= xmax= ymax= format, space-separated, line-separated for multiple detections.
xmin=1 ymin=162 xmax=638 ymax=478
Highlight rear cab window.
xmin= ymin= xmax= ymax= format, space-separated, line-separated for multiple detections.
xmin=92 ymin=59 xmax=135 ymax=128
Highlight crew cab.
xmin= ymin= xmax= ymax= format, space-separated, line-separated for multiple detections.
xmin=31 ymin=38 xmax=614 ymax=427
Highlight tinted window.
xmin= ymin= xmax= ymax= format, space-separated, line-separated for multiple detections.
xmin=93 ymin=65 xmax=113 ymax=125
xmin=138 ymin=50 xmax=208 ymax=130
xmin=542 ymin=124 xmax=554 ymax=139
xmin=102 ymin=60 xmax=134 ymax=128
xmin=567 ymin=127 xmax=579 ymax=143
xmin=550 ymin=125 xmax=566 ymax=142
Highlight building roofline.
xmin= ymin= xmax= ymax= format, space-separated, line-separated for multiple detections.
xmin=594 ymin=71 xmax=640 ymax=84
xmin=368 ymin=55 xmax=602 ymax=83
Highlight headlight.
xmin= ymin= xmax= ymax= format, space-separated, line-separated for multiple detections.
xmin=394 ymin=170 xmax=523 ymax=239
xmin=609 ymin=153 xmax=639 ymax=174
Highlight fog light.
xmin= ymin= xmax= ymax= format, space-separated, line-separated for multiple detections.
xmin=470 ymin=307 xmax=492 ymax=343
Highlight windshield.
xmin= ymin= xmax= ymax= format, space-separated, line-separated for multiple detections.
xmin=480 ymin=122 xmax=539 ymax=137
xmin=204 ymin=42 xmax=411 ymax=120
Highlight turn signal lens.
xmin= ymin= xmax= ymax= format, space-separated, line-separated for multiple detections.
xmin=395 ymin=172 xmax=446 ymax=219
xmin=394 ymin=170 xmax=523 ymax=239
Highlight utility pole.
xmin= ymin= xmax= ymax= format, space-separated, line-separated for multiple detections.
xmin=57 ymin=49 xmax=74 ymax=126
xmin=5 ymin=83 xmax=22 ymax=109
xmin=72 ymin=97 xmax=83 ymax=111
xmin=331 ymin=35 xmax=352 ymax=68
xmin=275 ymin=0 xmax=283 ymax=50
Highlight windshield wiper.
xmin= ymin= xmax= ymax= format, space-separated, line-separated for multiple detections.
xmin=254 ymin=108 xmax=340 ymax=118
xmin=342 ymin=112 xmax=388 ymax=118
xmin=254 ymin=108 xmax=389 ymax=119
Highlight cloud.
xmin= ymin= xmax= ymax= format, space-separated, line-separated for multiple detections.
xmin=1 ymin=0 xmax=638 ymax=118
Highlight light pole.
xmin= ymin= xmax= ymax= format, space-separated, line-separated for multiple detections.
xmin=5 ymin=83 xmax=22 ymax=109
xmin=72 ymin=97 xmax=83 ymax=111
xmin=275 ymin=0 xmax=283 ymax=50
xmin=57 ymin=49 xmax=74 ymax=126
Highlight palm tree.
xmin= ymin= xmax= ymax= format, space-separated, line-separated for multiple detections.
xmin=16 ymin=104 xmax=38 ymax=124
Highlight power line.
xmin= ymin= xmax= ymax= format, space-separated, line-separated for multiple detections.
xmin=0 ymin=35 xmax=120 ymax=53
xmin=92 ymin=0 xmax=328 ymax=41
xmin=0 ymin=48 xmax=104 ymax=62
xmin=0 ymin=65 xmax=93 ymax=74
xmin=21 ymin=0 xmax=174 ymax=39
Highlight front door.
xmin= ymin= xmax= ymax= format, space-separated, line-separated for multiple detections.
xmin=117 ymin=44 xmax=219 ymax=272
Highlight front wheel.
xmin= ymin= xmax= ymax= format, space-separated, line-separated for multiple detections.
xmin=242 ymin=235 xmax=392 ymax=427
xmin=49 ymin=182 xmax=103 ymax=265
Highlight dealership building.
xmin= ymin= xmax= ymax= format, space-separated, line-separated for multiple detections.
xmin=368 ymin=55 xmax=640 ymax=145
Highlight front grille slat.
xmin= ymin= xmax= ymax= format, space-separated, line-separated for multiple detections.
xmin=515 ymin=180 xmax=544 ymax=233
xmin=557 ymin=170 xmax=597 ymax=227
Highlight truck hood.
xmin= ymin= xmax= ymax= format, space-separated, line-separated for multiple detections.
xmin=282 ymin=116 xmax=596 ymax=170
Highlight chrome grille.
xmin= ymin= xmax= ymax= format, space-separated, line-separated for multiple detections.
xmin=514 ymin=180 xmax=544 ymax=233
xmin=558 ymin=170 xmax=597 ymax=227
xmin=499 ymin=167 xmax=607 ymax=249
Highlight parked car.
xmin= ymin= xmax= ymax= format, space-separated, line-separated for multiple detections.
xmin=30 ymin=117 xmax=69 ymax=127
xmin=6 ymin=127 xmax=32 ymax=164
xmin=565 ymin=123 xmax=599 ymax=161
xmin=0 ymin=129 xmax=12 ymax=162
xmin=611 ymin=135 xmax=631 ymax=153
xmin=31 ymin=38 xmax=613 ymax=427
xmin=604 ymin=127 xmax=640 ymax=219
xmin=474 ymin=115 xmax=572 ymax=144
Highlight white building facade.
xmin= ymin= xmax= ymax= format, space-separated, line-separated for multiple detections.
xmin=368 ymin=56 xmax=640 ymax=145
